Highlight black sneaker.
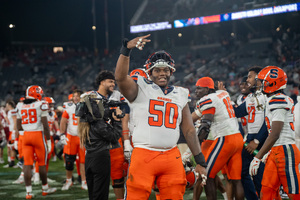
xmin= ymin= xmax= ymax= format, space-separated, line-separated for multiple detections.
xmin=77 ymin=175 xmax=82 ymax=184
xmin=9 ymin=160 xmax=15 ymax=167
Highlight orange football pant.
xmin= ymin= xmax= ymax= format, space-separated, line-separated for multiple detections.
xmin=205 ymin=133 xmax=243 ymax=180
xmin=261 ymin=144 xmax=300 ymax=200
xmin=125 ymin=147 xmax=186 ymax=200
xmin=110 ymin=138 xmax=125 ymax=182
xmin=23 ymin=131 xmax=47 ymax=166
xmin=63 ymin=133 xmax=85 ymax=163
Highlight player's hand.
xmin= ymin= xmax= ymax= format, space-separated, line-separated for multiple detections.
xmin=181 ymin=149 xmax=192 ymax=165
xmin=195 ymin=164 xmax=207 ymax=187
xmin=112 ymin=107 xmax=123 ymax=121
xmin=124 ymin=139 xmax=133 ymax=161
xmin=217 ymin=81 xmax=226 ymax=91
xmin=60 ymin=134 xmax=69 ymax=145
xmin=127 ymin=34 xmax=151 ymax=50
xmin=14 ymin=140 xmax=18 ymax=150
xmin=47 ymin=139 xmax=52 ymax=153
xmin=245 ymin=140 xmax=258 ymax=155
xmin=261 ymin=150 xmax=271 ymax=164
xmin=249 ymin=157 xmax=261 ymax=176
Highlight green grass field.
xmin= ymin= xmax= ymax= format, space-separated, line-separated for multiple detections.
xmin=0 ymin=148 xmax=224 ymax=200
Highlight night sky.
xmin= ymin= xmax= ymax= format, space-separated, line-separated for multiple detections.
xmin=0 ymin=0 xmax=140 ymax=51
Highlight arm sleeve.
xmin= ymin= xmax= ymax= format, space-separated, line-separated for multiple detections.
xmin=255 ymin=121 xmax=268 ymax=143
xmin=233 ymin=101 xmax=248 ymax=118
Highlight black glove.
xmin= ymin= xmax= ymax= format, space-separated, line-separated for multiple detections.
xmin=197 ymin=119 xmax=211 ymax=142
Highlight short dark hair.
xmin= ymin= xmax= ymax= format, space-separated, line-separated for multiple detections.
xmin=73 ymin=89 xmax=83 ymax=96
xmin=248 ymin=66 xmax=263 ymax=74
xmin=95 ymin=70 xmax=115 ymax=86
xmin=6 ymin=100 xmax=15 ymax=108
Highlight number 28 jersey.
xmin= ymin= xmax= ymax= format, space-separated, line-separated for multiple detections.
xmin=130 ymin=76 xmax=190 ymax=151
xmin=197 ymin=90 xmax=240 ymax=139
xmin=17 ymin=101 xmax=49 ymax=131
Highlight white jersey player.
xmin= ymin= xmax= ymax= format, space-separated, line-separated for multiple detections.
xmin=193 ymin=77 xmax=244 ymax=200
xmin=249 ymin=66 xmax=300 ymax=199
xmin=116 ymin=44 xmax=206 ymax=200
xmin=131 ymin=75 xmax=190 ymax=150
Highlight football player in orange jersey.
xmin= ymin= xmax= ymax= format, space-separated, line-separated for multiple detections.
xmin=60 ymin=89 xmax=87 ymax=191
xmin=16 ymin=85 xmax=56 ymax=199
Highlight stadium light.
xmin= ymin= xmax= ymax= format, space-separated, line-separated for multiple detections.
xmin=9 ymin=24 xmax=15 ymax=29
xmin=92 ymin=26 xmax=96 ymax=30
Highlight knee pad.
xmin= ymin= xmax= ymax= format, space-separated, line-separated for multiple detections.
xmin=65 ymin=154 xmax=76 ymax=171
xmin=112 ymin=177 xmax=124 ymax=188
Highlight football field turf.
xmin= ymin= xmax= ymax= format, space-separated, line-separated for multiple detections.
xmin=0 ymin=148 xmax=223 ymax=200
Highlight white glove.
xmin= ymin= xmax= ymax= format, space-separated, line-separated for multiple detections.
xmin=261 ymin=151 xmax=271 ymax=164
xmin=56 ymin=130 xmax=61 ymax=136
xmin=182 ymin=148 xmax=192 ymax=165
xmin=124 ymin=140 xmax=133 ymax=161
xmin=249 ymin=157 xmax=261 ymax=176
xmin=14 ymin=140 xmax=18 ymax=150
xmin=60 ymin=134 xmax=68 ymax=145
xmin=47 ymin=139 xmax=52 ymax=153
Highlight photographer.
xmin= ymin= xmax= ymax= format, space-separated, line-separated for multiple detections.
xmin=76 ymin=70 xmax=126 ymax=200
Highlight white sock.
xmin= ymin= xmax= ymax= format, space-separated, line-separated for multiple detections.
xmin=26 ymin=185 xmax=32 ymax=193
xmin=8 ymin=157 xmax=11 ymax=162
xmin=20 ymin=172 xmax=24 ymax=176
xmin=67 ymin=178 xmax=72 ymax=183
xmin=222 ymin=192 xmax=228 ymax=200
xmin=42 ymin=184 xmax=49 ymax=190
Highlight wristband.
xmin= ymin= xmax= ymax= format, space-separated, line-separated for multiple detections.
xmin=122 ymin=130 xmax=130 ymax=136
xmin=194 ymin=152 xmax=207 ymax=168
xmin=120 ymin=38 xmax=132 ymax=57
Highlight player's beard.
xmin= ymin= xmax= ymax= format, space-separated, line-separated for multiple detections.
xmin=106 ymin=86 xmax=114 ymax=95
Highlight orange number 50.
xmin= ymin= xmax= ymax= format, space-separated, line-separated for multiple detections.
xmin=148 ymin=100 xmax=179 ymax=129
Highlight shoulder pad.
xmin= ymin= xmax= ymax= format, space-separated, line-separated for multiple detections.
xmin=268 ymin=95 xmax=289 ymax=111
xmin=143 ymin=78 xmax=152 ymax=84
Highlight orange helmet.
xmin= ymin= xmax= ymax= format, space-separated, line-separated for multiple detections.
xmin=26 ymin=85 xmax=44 ymax=101
xmin=43 ymin=97 xmax=55 ymax=104
xmin=68 ymin=94 xmax=73 ymax=101
xmin=196 ymin=77 xmax=215 ymax=89
xmin=257 ymin=66 xmax=287 ymax=94
xmin=130 ymin=68 xmax=149 ymax=79
xmin=186 ymin=168 xmax=198 ymax=189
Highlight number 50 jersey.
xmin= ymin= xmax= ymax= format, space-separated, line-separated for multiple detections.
xmin=130 ymin=76 xmax=190 ymax=151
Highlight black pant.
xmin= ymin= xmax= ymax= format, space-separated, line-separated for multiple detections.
xmin=85 ymin=149 xmax=111 ymax=200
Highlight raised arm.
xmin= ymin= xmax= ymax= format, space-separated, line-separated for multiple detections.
xmin=115 ymin=34 xmax=151 ymax=102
